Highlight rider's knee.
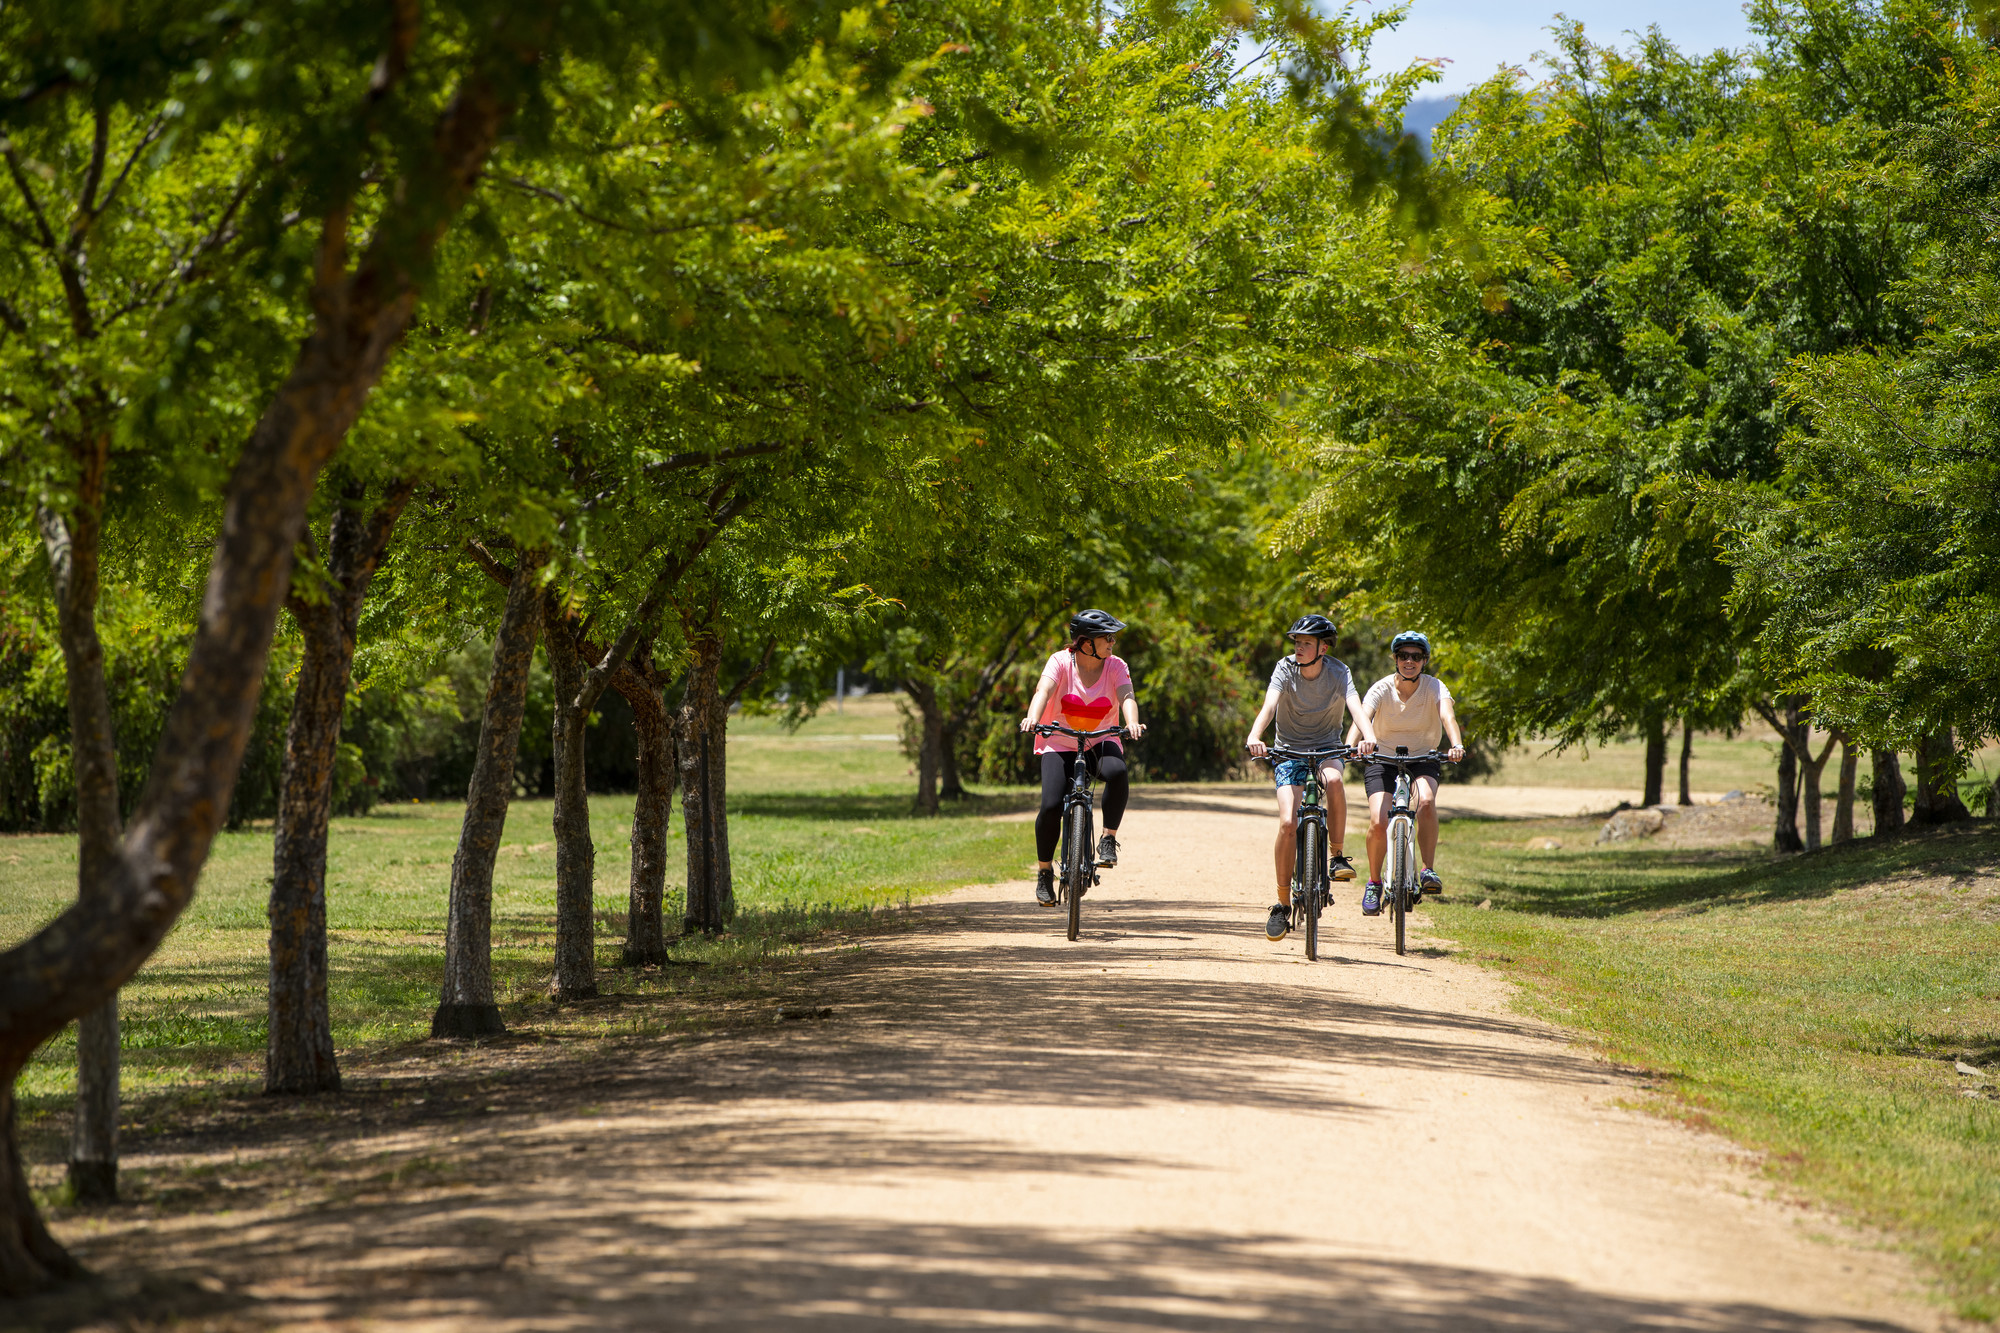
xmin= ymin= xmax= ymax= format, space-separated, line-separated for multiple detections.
xmin=1277 ymin=812 xmax=1300 ymax=835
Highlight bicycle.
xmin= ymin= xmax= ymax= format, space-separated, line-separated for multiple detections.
xmin=1372 ymin=747 xmax=1457 ymax=957
xmin=1253 ymin=744 xmax=1354 ymax=961
xmin=1031 ymin=722 xmax=1127 ymax=942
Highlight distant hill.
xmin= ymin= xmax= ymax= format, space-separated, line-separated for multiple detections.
xmin=1398 ymin=94 xmax=1461 ymax=158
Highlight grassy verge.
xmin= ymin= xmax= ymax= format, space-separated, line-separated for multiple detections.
xmin=1428 ymin=815 xmax=2000 ymax=1320
xmin=5 ymin=778 xmax=1034 ymax=1117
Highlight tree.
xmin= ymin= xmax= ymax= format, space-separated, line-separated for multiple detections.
xmin=0 ymin=0 xmax=859 ymax=1292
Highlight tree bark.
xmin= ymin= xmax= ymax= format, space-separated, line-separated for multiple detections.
xmin=1912 ymin=728 xmax=1972 ymax=826
xmin=940 ymin=718 xmax=967 ymax=800
xmin=433 ymin=551 xmax=546 ymax=1037
xmin=39 ymin=463 xmax=122 ymax=1205
xmin=1677 ymin=718 xmax=1693 ymax=806
xmin=680 ymin=634 xmax=732 ymax=934
xmin=1830 ymin=738 xmax=1858 ymax=845
xmin=1870 ymin=750 xmax=1906 ymax=837
xmin=0 ymin=30 xmax=539 ymax=1294
xmin=1641 ymin=716 xmax=1667 ymax=808
xmin=267 ymin=481 xmax=411 ymax=1094
xmin=543 ymin=597 xmax=599 ymax=1002
xmin=1799 ymin=730 xmax=1836 ymax=852
xmin=612 ymin=656 xmax=674 ymax=968
xmin=1772 ymin=705 xmax=1804 ymax=853
xmin=906 ymin=678 xmax=943 ymax=816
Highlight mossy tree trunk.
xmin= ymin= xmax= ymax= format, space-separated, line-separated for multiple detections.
xmin=433 ymin=549 xmax=547 ymax=1038
xmin=1870 ymin=750 xmax=1906 ymax=837
xmin=37 ymin=438 xmax=123 ymax=1205
xmin=268 ymin=479 xmax=412 ymax=1094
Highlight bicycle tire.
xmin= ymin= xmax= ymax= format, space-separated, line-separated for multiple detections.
xmin=1064 ymin=802 xmax=1089 ymax=942
xmin=1389 ymin=818 xmax=1413 ymax=956
xmin=1301 ymin=819 xmax=1322 ymax=962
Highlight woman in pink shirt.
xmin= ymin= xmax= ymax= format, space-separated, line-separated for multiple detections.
xmin=1017 ymin=609 xmax=1147 ymax=907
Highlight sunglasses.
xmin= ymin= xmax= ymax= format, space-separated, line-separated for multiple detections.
xmin=1394 ymin=652 xmax=1427 ymax=662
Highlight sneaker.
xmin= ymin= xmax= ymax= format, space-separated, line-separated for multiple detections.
xmin=1096 ymin=833 xmax=1119 ymax=868
xmin=1419 ymin=867 xmax=1443 ymax=894
xmin=1361 ymin=881 xmax=1383 ymax=916
xmin=1035 ymin=868 xmax=1056 ymax=906
xmin=1265 ymin=902 xmax=1291 ymax=940
xmin=1330 ymin=853 xmax=1356 ymax=883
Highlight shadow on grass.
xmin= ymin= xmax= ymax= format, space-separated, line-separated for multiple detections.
xmin=1464 ymin=821 xmax=2000 ymax=919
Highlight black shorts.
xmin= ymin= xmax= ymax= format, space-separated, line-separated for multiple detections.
xmin=1363 ymin=757 xmax=1441 ymax=797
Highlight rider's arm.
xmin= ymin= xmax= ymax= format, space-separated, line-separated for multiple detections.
xmin=1019 ymin=680 xmax=1054 ymax=732
xmin=1120 ymin=693 xmax=1145 ymax=739
xmin=1439 ymin=688 xmax=1466 ymax=761
xmin=1348 ymin=685 xmax=1379 ymax=755
xmin=1243 ymin=688 xmax=1279 ymax=756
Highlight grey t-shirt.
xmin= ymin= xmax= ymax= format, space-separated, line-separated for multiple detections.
xmin=1267 ymin=656 xmax=1353 ymax=749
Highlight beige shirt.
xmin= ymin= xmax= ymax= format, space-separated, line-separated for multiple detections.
xmin=1360 ymin=674 xmax=1452 ymax=755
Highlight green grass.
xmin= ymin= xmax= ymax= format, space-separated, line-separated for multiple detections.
xmin=1476 ymin=729 xmax=2000 ymax=802
xmin=3 ymin=689 xmax=1031 ymax=1113
xmin=1427 ymin=815 xmax=2000 ymax=1320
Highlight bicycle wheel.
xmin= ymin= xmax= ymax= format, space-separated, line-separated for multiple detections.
xmin=1300 ymin=819 xmax=1322 ymax=961
xmin=1389 ymin=818 xmax=1413 ymax=956
xmin=1064 ymin=802 xmax=1090 ymax=942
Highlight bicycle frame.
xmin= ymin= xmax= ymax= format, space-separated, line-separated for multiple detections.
xmin=1262 ymin=744 xmax=1353 ymax=959
xmin=1373 ymin=748 xmax=1453 ymax=955
xmin=1032 ymin=722 xmax=1126 ymax=941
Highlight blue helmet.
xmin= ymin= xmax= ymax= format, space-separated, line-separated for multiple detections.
xmin=1390 ymin=630 xmax=1432 ymax=659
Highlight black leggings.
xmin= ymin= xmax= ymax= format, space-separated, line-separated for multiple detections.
xmin=1037 ymin=745 xmax=1129 ymax=862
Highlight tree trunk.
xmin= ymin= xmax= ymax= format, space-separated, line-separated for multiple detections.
xmin=1912 ymin=728 xmax=1972 ymax=826
xmin=680 ymin=634 xmax=732 ymax=934
xmin=614 ymin=658 xmax=674 ymax=967
xmin=1 ymin=1085 xmax=81 ymax=1291
xmin=1772 ymin=703 xmax=1804 ymax=853
xmin=940 ymin=719 xmax=967 ymax=800
xmin=1789 ymin=722 xmax=1838 ymax=853
xmin=543 ymin=599 xmax=599 ymax=1002
xmin=40 ymin=454 xmax=123 ymax=1203
xmin=1641 ymin=716 xmax=1667 ymax=807
xmin=268 ymin=482 xmax=410 ymax=1094
xmin=907 ymin=679 xmax=943 ymax=815
xmin=1829 ymin=739 xmax=1858 ymax=844
xmin=433 ymin=552 xmax=546 ymax=1037
xmin=1677 ymin=719 xmax=1693 ymax=806
xmin=0 ymin=40 xmax=535 ymax=1292
xmin=1870 ymin=750 xmax=1906 ymax=837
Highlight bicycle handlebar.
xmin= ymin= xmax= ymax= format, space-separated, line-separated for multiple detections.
xmin=1031 ymin=723 xmax=1128 ymax=741
xmin=1252 ymin=744 xmax=1357 ymax=765
xmin=1369 ymin=749 xmax=1460 ymax=766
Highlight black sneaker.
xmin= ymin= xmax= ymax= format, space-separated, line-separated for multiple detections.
xmin=1266 ymin=902 xmax=1291 ymax=940
xmin=1096 ymin=833 xmax=1119 ymax=868
xmin=1419 ymin=867 xmax=1443 ymax=894
xmin=1361 ymin=881 xmax=1383 ymax=916
xmin=1035 ymin=867 xmax=1056 ymax=907
xmin=1330 ymin=853 xmax=1356 ymax=882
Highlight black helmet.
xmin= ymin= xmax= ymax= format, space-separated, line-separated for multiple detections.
xmin=1286 ymin=614 xmax=1337 ymax=643
xmin=1390 ymin=630 xmax=1432 ymax=658
xmin=1069 ymin=608 xmax=1126 ymax=640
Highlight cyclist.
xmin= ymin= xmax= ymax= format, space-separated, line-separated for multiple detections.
xmin=1244 ymin=614 xmax=1378 ymax=942
xmin=1018 ymin=609 xmax=1146 ymax=907
xmin=1352 ymin=630 xmax=1466 ymax=915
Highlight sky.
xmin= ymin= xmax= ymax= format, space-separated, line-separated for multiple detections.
xmin=1356 ymin=0 xmax=1758 ymax=94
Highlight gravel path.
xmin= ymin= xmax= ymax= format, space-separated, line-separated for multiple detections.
xmin=56 ymin=793 xmax=1942 ymax=1331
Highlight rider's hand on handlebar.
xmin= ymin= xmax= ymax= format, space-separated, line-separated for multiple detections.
xmin=1126 ymin=722 xmax=1147 ymax=740
xmin=1356 ymin=739 xmax=1377 ymax=757
xmin=1245 ymin=739 xmax=1267 ymax=758
xmin=1019 ymin=715 xmax=1035 ymax=733
xmin=1448 ymin=745 xmax=1464 ymax=763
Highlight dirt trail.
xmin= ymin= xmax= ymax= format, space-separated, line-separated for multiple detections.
xmin=58 ymin=797 xmax=1942 ymax=1331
